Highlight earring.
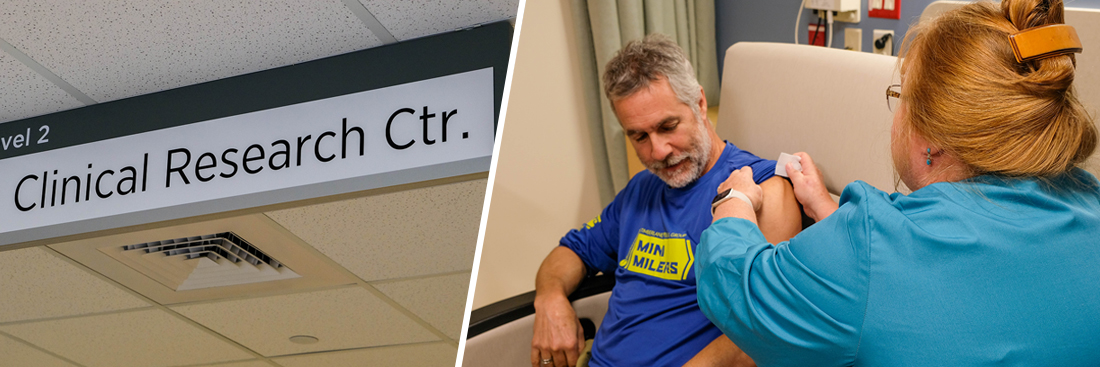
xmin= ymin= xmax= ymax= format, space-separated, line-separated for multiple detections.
xmin=925 ymin=148 xmax=932 ymax=166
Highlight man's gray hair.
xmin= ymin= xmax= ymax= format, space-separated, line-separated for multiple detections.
xmin=603 ymin=34 xmax=702 ymax=117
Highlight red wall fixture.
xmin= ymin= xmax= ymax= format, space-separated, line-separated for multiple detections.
xmin=869 ymin=0 xmax=901 ymax=19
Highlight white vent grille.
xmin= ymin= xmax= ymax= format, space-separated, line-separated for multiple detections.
xmin=104 ymin=232 xmax=300 ymax=291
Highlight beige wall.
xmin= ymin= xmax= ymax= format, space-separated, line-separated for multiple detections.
xmin=473 ymin=1 xmax=603 ymax=309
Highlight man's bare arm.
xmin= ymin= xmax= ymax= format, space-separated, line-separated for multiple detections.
xmin=700 ymin=173 xmax=796 ymax=366
xmin=755 ymin=176 xmax=801 ymax=243
xmin=531 ymin=247 xmax=588 ymax=367
xmin=682 ymin=335 xmax=756 ymax=367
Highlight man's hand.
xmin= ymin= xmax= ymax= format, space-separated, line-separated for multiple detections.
xmin=531 ymin=294 xmax=585 ymax=367
xmin=532 ymin=247 xmax=588 ymax=367
xmin=786 ymin=152 xmax=838 ymax=221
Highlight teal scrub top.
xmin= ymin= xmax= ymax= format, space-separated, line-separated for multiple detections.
xmin=696 ymin=169 xmax=1100 ymax=367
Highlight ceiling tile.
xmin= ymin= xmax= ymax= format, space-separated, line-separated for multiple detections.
xmin=373 ymin=272 xmax=470 ymax=340
xmin=0 ymin=247 xmax=149 ymax=323
xmin=0 ymin=0 xmax=381 ymax=103
xmin=265 ymin=179 xmax=486 ymax=281
xmin=188 ymin=360 xmax=271 ymax=367
xmin=171 ymin=287 xmax=439 ymax=357
xmin=0 ymin=309 xmax=253 ymax=367
xmin=0 ymin=333 xmax=77 ymax=367
xmin=0 ymin=50 xmax=83 ymax=124
xmin=360 ymin=0 xmax=518 ymax=41
xmin=273 ymin=341 xmax=457 ymax=367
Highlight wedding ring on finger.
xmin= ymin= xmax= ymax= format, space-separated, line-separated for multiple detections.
xmin=541 ymin=358 xmax=552 ymax=365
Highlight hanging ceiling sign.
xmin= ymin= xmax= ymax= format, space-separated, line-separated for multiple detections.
xmin=0 ymin=22 xmax=511 ymax=247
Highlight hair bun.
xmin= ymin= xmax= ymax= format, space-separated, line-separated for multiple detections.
xmin=1001 ymin=0 xmax=1074 ymax=96
xmin=900 ymin=0 xmax=1095 ymax=177
xmin=1003 ymin=0 xmax=1065 ymax=31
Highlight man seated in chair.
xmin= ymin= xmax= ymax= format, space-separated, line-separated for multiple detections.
xmin=530 ymin=34 xmax=802 ymax=367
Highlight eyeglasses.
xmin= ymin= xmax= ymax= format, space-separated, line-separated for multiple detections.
xmin=886 ymin=84 xmax=901 ymax=112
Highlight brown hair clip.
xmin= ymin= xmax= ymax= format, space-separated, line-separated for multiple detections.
xmin=1008 ymin=24 xmax=1083 ymax=63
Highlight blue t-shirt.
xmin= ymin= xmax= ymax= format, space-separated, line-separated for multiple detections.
xmin=697 ymin=169 xmax=1100 ymax=367
xmin=561 ymin=142 xmax=775 ymax=367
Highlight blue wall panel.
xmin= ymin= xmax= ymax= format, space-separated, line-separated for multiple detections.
xmin=715 ymin=0 xmax=1100 ymax=77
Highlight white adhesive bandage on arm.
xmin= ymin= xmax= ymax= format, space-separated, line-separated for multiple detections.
xmin=775 ymin=152 xmax=803 ymax=177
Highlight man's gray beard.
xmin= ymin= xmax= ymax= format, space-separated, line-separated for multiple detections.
xmin=646 ymin=119 xmax=713 ymax=188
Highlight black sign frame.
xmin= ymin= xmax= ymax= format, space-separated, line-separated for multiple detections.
xmin=0 ymin=21 xmax=512 ymax=161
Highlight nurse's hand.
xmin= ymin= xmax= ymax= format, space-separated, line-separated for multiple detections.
xmin=718 ymin=166 xmax=764 ymax=211
xmin=787 ymin=152 xmax=838 ymax=221
xmin=713 ymin=167 xmax=764 ymax=225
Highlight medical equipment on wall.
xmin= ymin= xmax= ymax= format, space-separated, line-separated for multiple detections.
xmin=795 ymin=0 xmax=861 ymax=48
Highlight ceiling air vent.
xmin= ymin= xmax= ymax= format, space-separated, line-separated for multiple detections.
xmin=53 ymin=214 xmax=355 ymax=304
xmin=104 ymin=232 xmax=300 ymax=291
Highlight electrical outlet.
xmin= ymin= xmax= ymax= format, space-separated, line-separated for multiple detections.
xmin=845 ymin=28 xmax=862 ymax=52
xmin=873 ymin=29 xmax=894 ymax=56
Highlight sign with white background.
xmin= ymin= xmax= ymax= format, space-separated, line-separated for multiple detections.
xmin=0 ymin=68 xmax=494 ymax=245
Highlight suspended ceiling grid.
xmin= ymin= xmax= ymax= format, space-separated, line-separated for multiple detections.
xmin=0 ymin=0 xmax=515 ymax=366
xmin=0 ymin=0 xmax=517 ymax=123
xmin=0 ymin=177 xmax=487 ymax=367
